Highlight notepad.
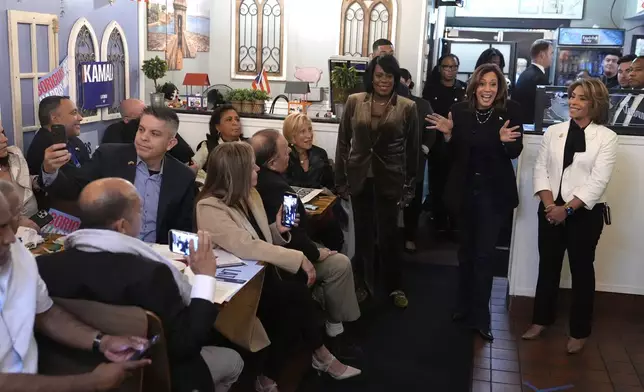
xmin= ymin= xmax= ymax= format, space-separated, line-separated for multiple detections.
xmin=148 ymin=243 xmax=247 ymax=269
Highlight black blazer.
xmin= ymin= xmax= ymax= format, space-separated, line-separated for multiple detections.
xmin=102 ymin=119 xmax=195 ymax=164
xmin=286 ymin=145 xmax=335 ymax=191
xmin=26 ymin=127 xmax=91 ymax=175
xmin=43 ymin=144 xmax=196 ymax=243
xmin=37 ymin=249 xmax=218 ymax=392
xmin=444 ymin=100 xmax=523 ymax=216
xmin=255 ymin=167 xmax=320 ymax=262
xmin=512 ymin=64 xmax=550 ymax=124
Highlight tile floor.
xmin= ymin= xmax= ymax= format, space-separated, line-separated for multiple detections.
xmin=472 ymin=278 xmax=644 ymax=392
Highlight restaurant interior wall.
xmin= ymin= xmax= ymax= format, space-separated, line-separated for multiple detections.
xmin=0 ymin=0 xmax=140 ymax=150
xmin=143 ymin=0 xmax=428 ymax=103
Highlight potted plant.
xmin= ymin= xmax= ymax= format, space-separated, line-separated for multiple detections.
xmin=226 ymin=90 xmax=242 ymax=112
xmin=252 ymin=90 xmax=270 ymax=114
xmin=142 ymin=56 xmax=168 ymax=107
xmin=240 ymin=89 xmax=254 ymax=114
xmin=331 ymin=63 xmax=360 ymax=117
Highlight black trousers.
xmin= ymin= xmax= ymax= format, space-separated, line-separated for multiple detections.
xmin=256 ymin=266 xmax=324 ymax=379
xmin=352 ymin=178 xmax=402 ymax=295
xmin=429 ymin=151 xmax=451 ymax=231
xmin=403 ymin=177 xmax=425 ymax=241
xmin=458 ymin=187 xmax=507 ymax=330
xmin=532 ymin=202 xmax=604 ymax=339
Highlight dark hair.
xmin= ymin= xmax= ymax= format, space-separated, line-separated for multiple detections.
xmin=475 ymin=48 xmax=505 ymax=70
xmin=364 ymin=55 xmax=401 ymax=95
xmin=430 ymin=53 xmax=460 ymax=83
xmin=79 ymin=188 xmax=136 ymax=229
xmin=208 ymin=104 xmax=238 ymax=138
xmin=252 ymin=129 xmax=281 ymax=167
xmin=141 ymin=106 xmax=180 ymax=136
xmin=567 ymin=78 xmax=610 ymax=125
xmin=603 ymin=50 xmax=623 ymax=59
xmin=618 ymin=54 xmax=637 ymax=65
xmin=372 ymin=39 xmax=393 ymax=53
xmin=530 ymin=39 xmax=552 ymax=59
xmin=38 ymin=96 xmax=70 ymax=126
xmin=400 ymin=68 xmax=414 ymax=90
xmin=465 ymin=63 xmax=508 ymax=111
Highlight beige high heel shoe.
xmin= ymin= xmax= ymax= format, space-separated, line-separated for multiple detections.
xmin=521 ymin=324 xmax=546 ymax=340
xmin=567 ymin=337 xmax=587 ymax=354
xmin=312 ymin=354 xmax=362 ymax=380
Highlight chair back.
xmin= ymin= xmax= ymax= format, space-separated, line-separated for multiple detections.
xmin=142 ymin=311 xmax=171 ymax=392
xmin=38 ymin=298 xmax=147 ymax=392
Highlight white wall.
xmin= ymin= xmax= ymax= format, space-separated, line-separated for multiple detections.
xmin=144 ymin=0 xmax=428 ymax=99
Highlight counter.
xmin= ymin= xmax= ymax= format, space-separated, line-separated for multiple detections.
xmin=508 ymin=133 xmax=644 ymax=297
xmin=176 ymin=111 xmax=341 ymax=158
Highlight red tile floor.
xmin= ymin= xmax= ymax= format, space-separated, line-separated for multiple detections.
xmin=472 ymin=277 xmax=644 ymax=392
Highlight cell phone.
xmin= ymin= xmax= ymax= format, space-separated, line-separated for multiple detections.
xmin=29 ymin=209 xmax=54 ymax=228
xmin=51 ymin=124 xmax=67 ymax=145
xmin=168 ymin=229 xmax=198 ymax=256
xmin=129 ymin=334 xmax=160 ymax=361
xmin=281 ymin=192 xmax=298 ymax=228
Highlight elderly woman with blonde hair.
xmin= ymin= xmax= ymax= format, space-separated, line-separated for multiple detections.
xmin=195 ymin=142 xmax=361 ymax=392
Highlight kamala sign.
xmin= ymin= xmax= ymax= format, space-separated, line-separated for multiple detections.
xmin=79 ymin=62 xmax=114 ymax=110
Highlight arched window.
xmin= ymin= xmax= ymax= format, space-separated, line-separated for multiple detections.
xmin=233 ymin=0 xmax=285 ymax=80
xmin=100 ymin=21 xmax=130 ymax=121
xmin=340 ymin=0 xmax=397 ymax=58
xmin=68 ymin=18 xmax=100 ymax=123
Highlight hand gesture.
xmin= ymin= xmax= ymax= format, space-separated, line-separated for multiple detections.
xmin=185 ymin=230 xmax=217 ymax=277
xmin=317 ymin=248 xmax=337 ymax=262
xmin=499 ymin=120 xmax=521 ymax=143
xmin=90 ymin=360 xmax=151 ymax=391
xmin=545 ymin=206 xmax=567 ymax=225
xmin=426 ymin=113 xmax=454 ymax=135
xmin=301 ymin=257 xmax=317 ymax=286
xmin=43 ymin=143 xmax=70 ymax=174
xmin=99 ymin=335 xmax=148 ymax=362
xmin=276 ymin=205 xmax=300 ymax=234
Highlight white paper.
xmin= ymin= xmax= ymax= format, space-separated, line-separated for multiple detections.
xmin=291 ymin=186 xmax=323 ymax=204
xmin=184 ymin=267 xmax=240 ymax=304
xmin=148 ymin=243 xmax=248 ymax=268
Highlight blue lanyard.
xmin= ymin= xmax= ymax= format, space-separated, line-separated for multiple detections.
xmin=67 ymin=146 xmax=81 ymax=168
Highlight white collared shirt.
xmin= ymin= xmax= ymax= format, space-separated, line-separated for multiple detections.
xmin=0 ymin=242 xmax=53 ymax=374
xmin=532 ymin=63 xmax=546 ymax=75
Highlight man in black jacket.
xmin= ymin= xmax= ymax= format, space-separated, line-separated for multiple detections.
xmin=250 ymin=130 xmax=361 ymax=359
xmin=37 ymin=178 xmax=244 ymax=392
xmin=513 ymin=39 xmax=553 ymax=124
xmin=102 ymin=98 xmax=195 ymax=164
xmin=39 ymin=106 xmax=196 ymax=244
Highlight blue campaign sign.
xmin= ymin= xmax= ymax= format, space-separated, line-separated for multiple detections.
xmin=79 ymin=62 xmax=114 ymax=110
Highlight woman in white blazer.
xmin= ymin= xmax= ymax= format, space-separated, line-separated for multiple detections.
xmin=522 ymin=78 xmax=618 ymax=354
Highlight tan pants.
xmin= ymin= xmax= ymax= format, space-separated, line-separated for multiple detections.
xmin=201 ymin=346 xmax=244 ymax=392
xmin=313 ymin=252 xmax=361 ymax=323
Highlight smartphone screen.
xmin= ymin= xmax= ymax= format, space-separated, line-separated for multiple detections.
xmin=168 ymin=230 xmax=198 ymax=256
xmin=129 ymin=334 xmax=160 ymax=361
xmin=281 ymin=192 xmax=298 ymax=228
xmin=51 ymin=124 xmax=67 ymax=145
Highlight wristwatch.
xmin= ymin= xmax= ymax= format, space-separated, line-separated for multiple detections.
xmin=565 ymin=206 xmax=575 ymax=216
xmin=92 ymin=332 xmax=104 ymax=354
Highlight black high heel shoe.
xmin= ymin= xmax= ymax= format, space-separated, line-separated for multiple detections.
xmin=474 ymin=327 xmax=494 ymax=342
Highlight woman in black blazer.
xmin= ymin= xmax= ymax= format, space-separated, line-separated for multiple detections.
xmin=427 ymin=63 xmax=523 ymax=341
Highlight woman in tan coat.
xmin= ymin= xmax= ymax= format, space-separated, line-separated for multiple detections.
xmin=195 ymin=142 xmax=360 ymax=392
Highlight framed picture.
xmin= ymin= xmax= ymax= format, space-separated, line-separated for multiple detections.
xmin=632 ymin=35 xmax=644 ymax=57
xmin=187 ymin=96 xmax=202 ymax=108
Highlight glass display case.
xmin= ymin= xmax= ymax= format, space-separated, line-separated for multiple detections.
xmin=533 ymin=86 xmax=644 ymax=136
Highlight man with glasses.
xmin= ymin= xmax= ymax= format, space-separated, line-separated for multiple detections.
xmin=513 ymin=39 xmax=553 ymax=124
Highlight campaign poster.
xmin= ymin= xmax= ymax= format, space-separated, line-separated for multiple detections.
xmin=38 ymin=56 xmax=70 ymax=101
xmin=79 ymin=61 xmax=114 ymax=110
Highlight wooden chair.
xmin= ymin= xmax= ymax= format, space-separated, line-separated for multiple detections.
xmin=37 ymin=298 xmax=171 ymax=392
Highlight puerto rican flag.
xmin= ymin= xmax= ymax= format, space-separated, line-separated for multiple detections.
xmin=252 ymin=69 xmax=271 ymax=94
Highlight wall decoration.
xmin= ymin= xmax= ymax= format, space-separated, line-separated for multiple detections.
xmin=79 ymin=62 xmax=115 ymax=110
xmin=339 ymin=0 xmax=397 ymax=58
xmin=147 ymin=0 xmax=211 ymax=71
xmin=38 ymin=56 xmax=70 ymax=102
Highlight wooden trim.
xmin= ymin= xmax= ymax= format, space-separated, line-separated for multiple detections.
xmin=68 ymin=17 xmax=101 ymax=125
xmin=339 ymin=0 xmax=368 ymax=56
xmin=7 ymin=11 xmax=59 ymax=149
xmin=366 ymin=0 xmax=394 ymax=57
xmin=101 ymin=21 xmax=130 ymax=121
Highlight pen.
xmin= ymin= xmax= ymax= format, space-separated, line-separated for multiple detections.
xmin=216 ymin=277 xmax=246 ymax=284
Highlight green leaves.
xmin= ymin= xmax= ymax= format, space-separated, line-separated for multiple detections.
xmin=141 ymin=56 xmax=168 ymax=89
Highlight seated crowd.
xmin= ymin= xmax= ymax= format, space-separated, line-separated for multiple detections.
xmin=1 ymin=93 xmax=368 ymax=391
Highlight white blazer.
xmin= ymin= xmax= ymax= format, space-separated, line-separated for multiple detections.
xmin=533 ymin=121 xmax=618 ymax=209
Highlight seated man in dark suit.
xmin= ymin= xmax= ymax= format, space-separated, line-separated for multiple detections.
xmin=39 ymin=106 xmax=196 ymax=244
xmin=250 ymin=130 xmax=361 ymax=360
xmin=0 ymin=180 xmax=150 ymax=392
xmin=102 ymin=98 xmax=195 ymax=164
xmin=37 ymin=178 xmax=244 ymax=392
xmin=26 ymin=96 xmax=90 ymax=176
xmin=512 ymin=39 xmax=553 ymax=124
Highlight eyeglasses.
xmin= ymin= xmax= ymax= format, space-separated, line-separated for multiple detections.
xmin=441 ymin=65 xmax=459 ymax=70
